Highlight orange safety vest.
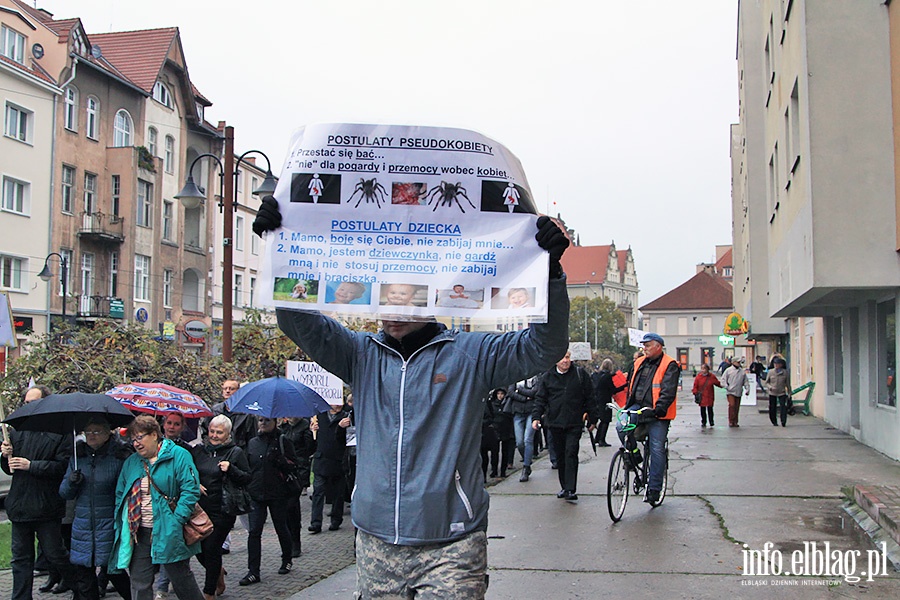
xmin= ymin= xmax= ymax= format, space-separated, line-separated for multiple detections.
xmin=628 ymin=353 xmax=678 ymax=420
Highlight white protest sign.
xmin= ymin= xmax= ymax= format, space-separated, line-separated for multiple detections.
xmin=568 ymin=342 xmax=592 ymax=361
xmin=260 ymin=124 xmax=548 ymax=323
xmin=0 ymin=292 xmax=17 ymax=348
xmin=285 ymin=360 xmax=345 ymax=406
xmin=628 ymin=327 xmax=648 ymax=348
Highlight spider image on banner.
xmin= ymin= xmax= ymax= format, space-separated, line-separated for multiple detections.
xmin=347 ymin=177 xmax=388 ymax=208
xmin=425 ymin=181 xmax=475 ymax=213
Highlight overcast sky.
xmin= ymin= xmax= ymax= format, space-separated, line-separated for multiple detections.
xmin=41 ymin=0 xmax=739 ymax=305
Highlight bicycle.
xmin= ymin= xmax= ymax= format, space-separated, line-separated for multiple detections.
xmin=606 ymin=403 xmax=669 ymax=522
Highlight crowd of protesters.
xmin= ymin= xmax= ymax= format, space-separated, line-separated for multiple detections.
xmin=1 ymin=379 xmax=359 ymax=600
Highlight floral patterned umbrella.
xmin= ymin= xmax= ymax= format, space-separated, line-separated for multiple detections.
xmin=106 ymin=382 xmax=213 ymax=418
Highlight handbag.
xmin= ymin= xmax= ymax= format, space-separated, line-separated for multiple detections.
xmin=279 ymin=435 xmax=305 ymax=497
xmin=144 ymin=463 xmax=214 ymax=545
xmin=693 ymin=393 xmax=702 ymax=405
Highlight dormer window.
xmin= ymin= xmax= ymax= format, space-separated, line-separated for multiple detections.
xmin=153 ymin=81 xmax=173 ymax=108
xmin=71 ymin=29 xmax=87 ymax=56
xmin=195 ymin=102 xmax=204 ymax=121
xmin=1 ymin=25 xmax=25 ymax=64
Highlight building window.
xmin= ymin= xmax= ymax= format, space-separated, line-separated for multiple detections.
xmin=109 ymin=251 xmax=118 ymax=296
xmin=1 ymin=25 xmax=26 ymax=63
xmin=61 ymin=166 xmax=75 ymax=214
xmin=113 ymin=109 xmax=133 ymax=147
xmin=152 ymin=81 xmax=173 ymax=108
xmin=249 ymin=277 xmax=256 ymax=307
xmin=85 ymin=97 xmax=98 ymax=139
xmin=4 ymin=102 xmax=31 ymax=142
xmin=655 ymin=317 xmax=666 ymax=336
xmin=137 ymin=180 xmax=152 ymax=227
xmin=677 ymin=317 xmax=688 ymax=335
xmin=165 ymin=136 xmax=175 ymax=174
xmin=64 ymin=87 xmax=78 ymax=131
xmin=251 ymin=230 xmax=260 ymax=256
xmin=0 ymin=255 xmax=24 ymax=290
xmin=134 ymin=254 xmax=151 ymax=301
xmin=147 ymin=127 xmax=158 ymax=156
xmin=163 ymin=269 xmax=173 ymax=307
xmin=84 ymin=173 xmax=96 ymax=214
xmin=234 ymin=273 xmax=243 ymax=306
xmin=162 ymin=200 xmax=173 ymax=241
xmin=1 ymin=176 xmax=29 ymax=214
xmin=702 ymin=317 xmax=712 ymax=336
xmin=59 ymin=249 xmax=73 ymax=296
xmin=235 ymin=215 xmax=244 ymax=251
xmin=111 ymin=175 xmax=120 ymax=217
xmin=81 ymin=252 xmax=94 ymax=310
xmin=877 ymin=301 xmax=896 ymax=407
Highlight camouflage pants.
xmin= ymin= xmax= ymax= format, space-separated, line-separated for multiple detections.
xmin=355 ymin=529 xmax=488 ymax=599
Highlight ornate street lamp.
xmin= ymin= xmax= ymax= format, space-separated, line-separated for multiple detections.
xmin=175 ymin=126 xmax=277 ymax=362
xmin=38 ymin=252 xmax=68 ymax=322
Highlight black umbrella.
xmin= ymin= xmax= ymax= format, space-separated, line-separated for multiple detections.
xmin=3 ymin=392 xmax=135 ymax=468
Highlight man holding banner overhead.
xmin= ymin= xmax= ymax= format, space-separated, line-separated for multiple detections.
xmin=254 ymin=123 xmax=570 ymax=598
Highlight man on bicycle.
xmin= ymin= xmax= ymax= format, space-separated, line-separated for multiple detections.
xmin=618 ymin=332 xmax=679 ymax=505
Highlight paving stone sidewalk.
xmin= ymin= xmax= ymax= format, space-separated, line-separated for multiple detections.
xmin=0 ymin=499 xmax=356 ymax=600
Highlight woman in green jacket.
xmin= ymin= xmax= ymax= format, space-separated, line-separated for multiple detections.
xmin=110 ymin=415 xmax=204 ymax=600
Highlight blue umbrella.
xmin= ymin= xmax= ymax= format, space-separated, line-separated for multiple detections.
xmin=225 ymin=377 xmax=332 ymax=418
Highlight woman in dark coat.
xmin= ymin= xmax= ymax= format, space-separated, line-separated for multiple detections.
xmin=190 ymin=415 xmax=251 ymax=600
xmin=59 ymin=418 xmax=133 ymax=600
xmin=239 ymin=417 xmax=297 ymax=586
xmin=480 ymin=395 xmax=501 ymax=479
xmin=491 ymin=389 xmax=516 ymax=476
xmin=591 ymin=359 xmax=627 ymax=446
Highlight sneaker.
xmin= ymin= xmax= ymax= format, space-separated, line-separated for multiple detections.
xmin=556 ymin=489 xmax=568 ymax=498
xmin=550 ymin=462 xmax=558 ymax=469
xmin=238 ymin=574 xmax=260 ymax=586
xmin=154 ymin=591 xmax=168 ymax=600
xmin=277 ymin=563 xmax=292 ymax=575
xmin=328 ymin=523 xmax=341 ymax=531
xmin=645 ymin=489 xmax=661 ymax=504
xmin=565 ymin=492 xmax=578 ymax=502
xmin=519 ymin=466 xmax=531 ymax=482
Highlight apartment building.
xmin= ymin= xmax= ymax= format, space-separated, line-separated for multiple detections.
xmin=6 ymin=1 xmax=225 ymax=354
xmin=0 ymin=0 xmax=62 ymax=353
xmin=560 ymin=243 xmax=640 ymax=329
xmin=734 ymin=0 xmax=900 ymax=458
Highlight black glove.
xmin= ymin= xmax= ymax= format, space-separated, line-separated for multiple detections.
xmin=252 ymin=195 xmax=282 ymax=237
xmin=68 ymin=469 xmax=84 ymax=485
xmin=535 ymin=216 xmax=569 ymax=278
xmin=653 ymin=405 xmax=669 ymax=419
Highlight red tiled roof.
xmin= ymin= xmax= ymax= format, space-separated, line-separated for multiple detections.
xmin=560 ymin=245 xmax=613 ymax=284
xmin=192 ymin=83 xmax=211 ymax=106
xmin=640 ymin=270 xmax=733 ymax=312
xmin=715 ymin=247 xmax=733 ymax=272
xmin=0 ymin=53 xmax=57 ymax=85
xmin=617 ymin=250 xmax=628 ymax=275
xmin=88 ymin=28 xmax=178 ymax=93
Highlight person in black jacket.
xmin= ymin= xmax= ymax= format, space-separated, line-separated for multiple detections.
xmin=279 ymin=416 xmax=315 ymax=558
xmin=1 ymin=386 xmax=77 ymax=600
xmin=191 ymin=415 xmax=251 ymax=600
xmin=591 ymin=359 xmax=626 ymax=447
xmin=240 ymin=418 xmax=297 ymax=586
xmin=531 ymin=352 xmax=599 ymax=502
xmin=480 ymin=394 xmax=501 ymax=479
xmin=308 ymin=405 xmax=351 ymax=534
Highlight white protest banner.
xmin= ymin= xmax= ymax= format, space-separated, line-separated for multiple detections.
xmin=628 ymin=327 xmax=648 ymax=348
xmin=568 ymin=341 xmax=592 ymax=361
xmin=0 ymin=292 xmax=17 ymax=348
xmin=285 ymin=360 xmax=345 ymax=406
xmin=260 ymin=124 xmax=548 ymax=323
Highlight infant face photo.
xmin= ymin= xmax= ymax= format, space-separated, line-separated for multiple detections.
xmin=379 ymin=283 xmax=428 ymax=307
xmin=327 ymin=281 xmax=371 ymax=305
xmin=491 ymin=286 xmax=536 ymax=309
xmin=274 ymin=278 xmax=319 ymax=303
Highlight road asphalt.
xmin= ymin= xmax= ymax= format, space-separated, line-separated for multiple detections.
xmin=293 ymin=380 xmax=900 ymax=599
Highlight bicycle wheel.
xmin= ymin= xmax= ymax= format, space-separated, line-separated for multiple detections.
xmin=648 ymin=441 xmax=669 ymax=507
xmin=607 ymin=449 xmax=630 ymax=522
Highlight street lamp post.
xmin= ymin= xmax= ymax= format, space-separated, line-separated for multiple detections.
xmin=583 ymin=282 xmax=589 ymax=343
xmin=38 ymin=252 xmax=68 ymax=323
xmin=175 ymin=126 xmax=277 ymax=362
